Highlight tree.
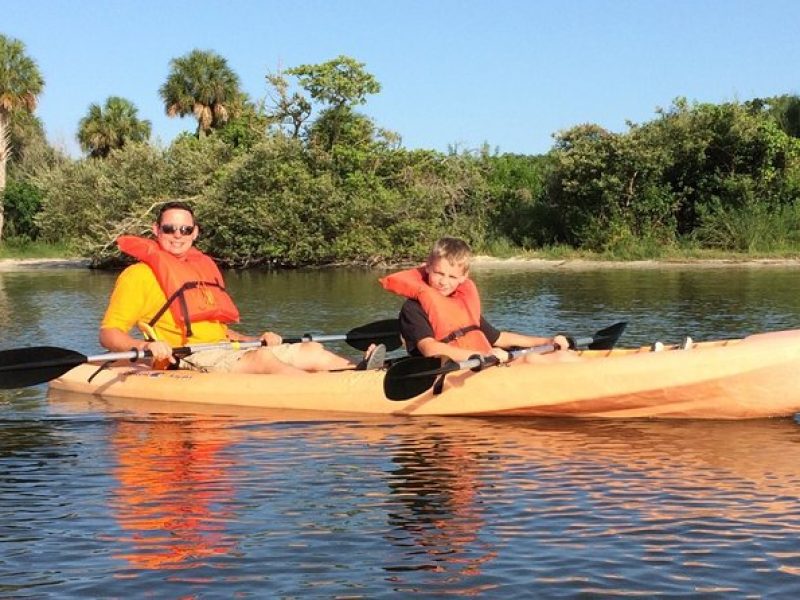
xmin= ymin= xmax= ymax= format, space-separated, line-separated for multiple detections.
xmin=77 ymin=96 xmax=151 ymax=158
xmin=286 ymin=55 xmax=380 ymax=110
xmin=751 ymin=94 xmax=800 ymax=139
xmin=265 ymin=71 xmax=311 ymax=139
xmin=159 ymin=49 xmax=242 ymax=138
xmin=286 ymin=55 xmax=381 ymax=149
xmin=0 ymin=34 xmax=44 ymax=239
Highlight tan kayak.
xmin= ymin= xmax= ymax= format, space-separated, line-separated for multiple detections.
xmin=48 ymin=328 xmax=800 ymax=419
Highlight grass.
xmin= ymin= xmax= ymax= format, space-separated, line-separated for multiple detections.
xmin=3 ymin=237 xmax=799 ymax=265
xmin=477 ymin=239 xmax=800 ymax=263
xmin=0 ymin=239 xmax=74 ymax=260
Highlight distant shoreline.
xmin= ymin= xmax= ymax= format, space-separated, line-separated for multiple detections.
xmin=3 ymin=256 xmax=800 ymax=272
xmin=0 ymin=258 xmax=92 ymax=271
xmin=470 ymin=256 xmax=800 ymax=270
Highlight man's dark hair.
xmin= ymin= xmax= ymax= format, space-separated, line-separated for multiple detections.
xmin=156 ymin=201 xmax=195 ymax=224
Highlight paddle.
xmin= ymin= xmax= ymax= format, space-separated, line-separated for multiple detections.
xmin=283 ymin=318 xmax=401 ymax=351
xmin=383 ymin=321 xmax=627 ymax=401
xmin=0 ymin=318 xmax=401 ymax=390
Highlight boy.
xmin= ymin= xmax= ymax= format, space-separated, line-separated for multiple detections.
xmin=379 ymin=237 xmax=570 ymax=363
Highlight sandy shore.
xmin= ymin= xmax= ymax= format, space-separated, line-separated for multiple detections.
xmin=0 ymin=258 xmax=91 ymax=271
xmin=2 ymin=256 xmax=800 ymax=272
xmin=469 ymin=255 xmax=800 ymax=270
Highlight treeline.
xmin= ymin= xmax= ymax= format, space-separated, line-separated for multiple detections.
xmin=2 ymin=35 xmax=800 ymax=266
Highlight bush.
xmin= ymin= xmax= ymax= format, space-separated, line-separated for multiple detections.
xmin=2 ymin=180 xmax=43 ymax=240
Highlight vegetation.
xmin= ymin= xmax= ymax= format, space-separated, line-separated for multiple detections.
xmin=77 ymin=96 xmax=151 ymax=158
xmin=159 ymin=49 xmax=243 ymax=138
xmin=0 ymin=33 xmax=44 ymax=240
xmin=1 ymin=38 xmax=799 ymax=266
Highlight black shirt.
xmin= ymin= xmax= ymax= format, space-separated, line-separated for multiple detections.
xmin=399 ymin=299 xmax=501 ymax=356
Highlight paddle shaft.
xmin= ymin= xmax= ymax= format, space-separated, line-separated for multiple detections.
xmin=382 ymin=322 xmax=627 ymax=401
xmin=80 ymin=340 xmax=264 ymax=365
xmin=455 ymin=334 xmax=595 ymax=372
xmin=82 ymin=328 xmax=394 ymax=363
xmin=400 ymin=342 xmax=562 ymax=380
xmin=0 ymin=318 xmax=401 ymax=389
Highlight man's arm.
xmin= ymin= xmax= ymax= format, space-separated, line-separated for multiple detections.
xmin=98 ymin=265 xmax=175 ymax=362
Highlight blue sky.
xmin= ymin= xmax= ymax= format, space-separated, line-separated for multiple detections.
xmin=5 ymin=0 xmax=800 ymax=157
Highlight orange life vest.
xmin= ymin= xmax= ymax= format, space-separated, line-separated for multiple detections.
xmin=117 ymin=236 xmax=240 ymax=340
xmin=379 ymin=266 xmax=492 ymax=353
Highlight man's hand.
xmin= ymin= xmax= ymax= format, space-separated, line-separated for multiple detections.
xmin=260 ymin=331 xmax=283 ymax=347
xmin=144 ymin=340 xmax=175 ymax=364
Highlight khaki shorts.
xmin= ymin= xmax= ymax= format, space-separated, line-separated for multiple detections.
xmin=179 ymin=343 xmax=301 ymax=373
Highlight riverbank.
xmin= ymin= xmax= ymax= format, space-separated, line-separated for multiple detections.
xmin=0 ymin=258 xmax=92 ymax=271
xmin=470 ymin=256 xmax=800 ymax=270
xmin=3 ymin=256 xmax=800 ymax=272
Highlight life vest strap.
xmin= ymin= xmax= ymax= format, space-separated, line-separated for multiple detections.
xmin=149 ymin=280 xmax=225 ymax=339
xmin=438 ymin=324 xmax=481 ymax=344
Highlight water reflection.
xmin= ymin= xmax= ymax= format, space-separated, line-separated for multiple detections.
xmin=41 ymin=390 xmax=800 ymax=595
xmin=107 ymin=415 xmax=240 ymax=570
xmin=385 ymin=426 xmax=498 ymax=593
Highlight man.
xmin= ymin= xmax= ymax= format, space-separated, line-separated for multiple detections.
xmin=100 ymin=201 xmax=385 ymax=374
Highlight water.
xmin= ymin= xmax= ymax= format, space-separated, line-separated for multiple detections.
xmin=2 ymin=264 xmax=800 ymax=597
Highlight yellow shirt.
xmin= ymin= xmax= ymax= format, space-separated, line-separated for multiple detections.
xmin=101 ymin=263 xmax=230 ymax=346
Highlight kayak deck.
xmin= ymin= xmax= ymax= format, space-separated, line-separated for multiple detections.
xmin=50 ymin=329 xmax=800 ymax=419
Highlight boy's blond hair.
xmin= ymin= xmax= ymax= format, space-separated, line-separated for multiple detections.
xmin=426 ymin=237 xmax=473 ymax=272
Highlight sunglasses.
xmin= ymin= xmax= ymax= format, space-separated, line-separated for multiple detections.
xmin=159 ymin=224 xmax=196 ymax=235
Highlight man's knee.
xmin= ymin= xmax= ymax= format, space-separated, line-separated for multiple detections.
xmin=296 ymin=341 xmax=324 ymax=357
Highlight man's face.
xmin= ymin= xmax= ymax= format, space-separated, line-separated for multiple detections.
xmin=425 ymin=258 xmax=468 ymax=297
xmin=152 ymin=208 xmax=198 ymax=258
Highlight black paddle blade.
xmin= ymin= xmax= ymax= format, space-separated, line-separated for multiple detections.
xmin=587 ymin=322 xmax=627 ymax=350
xmin=383 ymin=356 xmax=444 ymax=401
xmin=346 ymin=318 xmax=402 ymax=351
xmin=0 ymin=346 xmax=88 ymax=389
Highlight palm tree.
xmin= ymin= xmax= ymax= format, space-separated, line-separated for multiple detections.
xmin=77 ymin=96 xmax=151 ymax=158
xmin=159 ymin=49 xmax=242 ymax=138
xmin=0 ymin=34 xmax=44 ymax=239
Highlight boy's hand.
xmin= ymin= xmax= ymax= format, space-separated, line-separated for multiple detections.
xmin=553 ymin=335 xmax=571 ymax=351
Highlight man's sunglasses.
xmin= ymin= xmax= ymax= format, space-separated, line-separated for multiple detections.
xmin=159 ymin=224 xmax=196 ymax=235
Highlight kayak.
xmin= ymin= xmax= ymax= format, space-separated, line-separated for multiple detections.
xmin=49 ymin=328 xmax=800 ymax=419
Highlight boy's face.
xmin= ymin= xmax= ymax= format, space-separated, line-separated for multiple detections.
xmin=426 ymin=258 xmax=468 ymax=297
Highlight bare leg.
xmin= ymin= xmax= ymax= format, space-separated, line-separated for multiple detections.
xmin=285 ymin=341 xmax=359 ymax=372
xmin=230 ymin=348 xmax=307 ymax=375
xmin=229 ymin=342 xmax=377 ymax=374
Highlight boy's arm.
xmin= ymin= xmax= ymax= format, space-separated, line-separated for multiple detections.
xmin=404 ymin=306 xmax=505 ymax=361
xmin=416 ymin=336 xmax=496 ymax=362
xmin=495 ymin=331 xmax=569 ymax=350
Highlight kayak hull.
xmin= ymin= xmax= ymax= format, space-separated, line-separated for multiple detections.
xmin=50 ymin=328 xmax=800 ymax=419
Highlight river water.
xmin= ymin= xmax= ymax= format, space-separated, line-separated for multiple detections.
xmin=2 ymin=264 xmax=800 ymax=597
